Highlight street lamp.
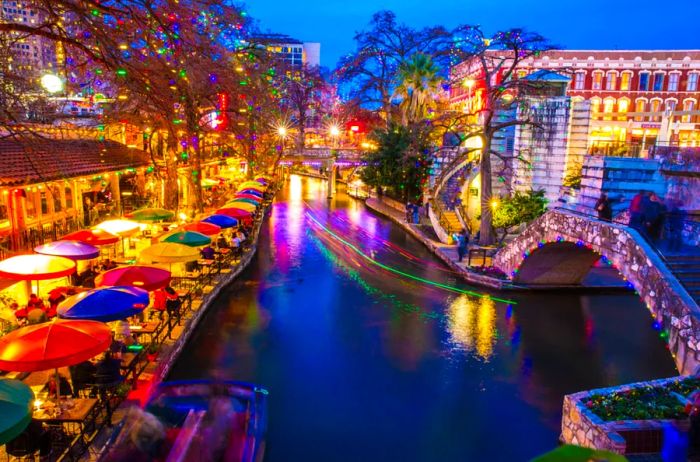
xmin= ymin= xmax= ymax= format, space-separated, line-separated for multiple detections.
xmin=40 ymin=74 xmax=64 ymax=94
xmin=329 ymin=125 xmax=340 ymax=148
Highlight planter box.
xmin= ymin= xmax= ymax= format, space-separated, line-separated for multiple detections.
xmin=561 ymin=376 xmax=692 ymax=455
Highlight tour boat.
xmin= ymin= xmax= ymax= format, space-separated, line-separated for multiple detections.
xmin=101 ymin=380 xmax=268 ymax=462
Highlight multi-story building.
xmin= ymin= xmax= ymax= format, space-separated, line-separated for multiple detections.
xmin=450 ymin=50 xmax=700 ymax=151
xmin=252 ymin=33 xmax=321 ymax=68
xmin=0 ymin=1 xmax=59 ymax=75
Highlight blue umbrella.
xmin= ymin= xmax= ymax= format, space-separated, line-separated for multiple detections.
xmin=237 ymin=189 xmax=263 ymax=197
xmin=0 ymin=378 xmax=33 ymax=445
xmin=57 ymin=286 xmax=149 ymax=323
xmin=201 ymin=214 xmax=239 ymax=229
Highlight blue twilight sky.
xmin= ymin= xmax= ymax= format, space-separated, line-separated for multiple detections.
xmin=247 ymin=0 xmax=700 ymax=69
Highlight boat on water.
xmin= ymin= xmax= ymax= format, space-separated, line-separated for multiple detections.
xmin=101 ymin=380 xmax=268 ymax=462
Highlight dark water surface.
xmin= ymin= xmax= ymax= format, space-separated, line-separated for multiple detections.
xmin=169 ymin=175 xmax=677 ymax=461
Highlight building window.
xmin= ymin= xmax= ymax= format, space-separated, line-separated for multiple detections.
xmin=590 ymin=97 xmax=601 ymax=114
xmin=592 ymin=71 xmax=603 ymax=90
xmin=639 ymin=72 xmax=650 ymax=91
xmin=650 ymin=99 xmax=662 ymax=121
xmin=665 ymin=99 xmax=677 ymax=113
xmin=40 ymin=191 xmax=48 ymax=215
xmin=620 ymin=72 xmax=632 ymax=91
xmin=635 ymin=99 xmax=647 ymax=121
xmin=618 ymin=98 xmax=629 ymax=120
xmin=573 ymin=72 xmax=585 ymax=90
xmin=25 ymin=191 xmax=36 ymax=219
xmin=605 ymin=72 xmax=617 ymax=91
xmin=668 ymin=73 xmax=680 ymax=92
xmin=688 ymin=73 xmax=699 ymax=91
xmin=64 ymin=186 xmax=73 ymax=209
xmin=683 ymin=99 xmax=696 ymax=123
xmin=653 ymin=73 xmax=665 ymax=92
xmin=603 ymin=98 xmax=615 ymax=120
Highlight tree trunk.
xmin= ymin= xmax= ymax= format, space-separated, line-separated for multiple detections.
xmin=298 ymin=111 xmax=306 ymax=152
xmin=185 ymin=96 xmax=204 ymax=214
xmin=479 ymin=134 xmax=495 ymax=245
xmin=163 ymin=137 xmax=179 ymax=211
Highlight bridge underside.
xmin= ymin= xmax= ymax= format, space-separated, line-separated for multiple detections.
xmin=514 ymin=242 xmax=601 ymax=286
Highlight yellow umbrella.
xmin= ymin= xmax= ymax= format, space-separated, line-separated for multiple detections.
xmin=94 ymin=219 xmax=140 ymax=237
xmin=138 ymin=243 xmax=200 ymax=264
xmin=222 ymin=202 xmax=256 ymax=213
xmin=239 ymin=182 xmax=266 ymax=191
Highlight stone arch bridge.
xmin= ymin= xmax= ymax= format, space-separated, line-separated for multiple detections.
xmin=494 ymin=208 xmax=700 ymax=375
xmin=280 ymin=148 xmax=363 ymax=197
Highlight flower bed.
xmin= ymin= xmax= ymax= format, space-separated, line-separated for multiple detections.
xmin=585 ymin=377 xmax=700 ymax=421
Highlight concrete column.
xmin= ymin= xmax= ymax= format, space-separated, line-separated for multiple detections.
xmin=109 ymin=173 xmax=121 ymax=214
xmin=326 ymin=160 xmax=336 ymax=198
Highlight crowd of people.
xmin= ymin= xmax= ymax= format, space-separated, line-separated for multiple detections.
xmin=595 ymin=190 xmax=685 ymax=250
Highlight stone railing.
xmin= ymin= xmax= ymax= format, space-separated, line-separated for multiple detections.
xmin=283 ymin=147 xmax=362 ymax=160
xmin=494 ymin=208 xmax=700 ymax=375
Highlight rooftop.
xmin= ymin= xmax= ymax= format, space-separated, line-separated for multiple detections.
xmin=0 ymin=138 xmax=151 ymax=187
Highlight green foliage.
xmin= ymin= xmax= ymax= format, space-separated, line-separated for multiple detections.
xmin=562 ymin=172 xmax=582 ymax=189
xmin=360 ymin=124 xmax=432 ymax=202
xmin=585 ymin=378 xmax=700 ymax=421
xmin=491 ymin=190 xmax=547 ymax=233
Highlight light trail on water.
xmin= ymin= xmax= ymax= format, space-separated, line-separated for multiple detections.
xmin=305 ymin=211 xmax=517 ymax=305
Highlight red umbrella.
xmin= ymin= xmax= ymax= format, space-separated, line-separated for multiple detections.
xmin=0 ymin=319 xmax=111 ymax=372
xmin=95 ymin=265 xmax=171 ymax=292
xmin=216 ymin=207 xmax=252 ymax=219
xmin=0 ymin=255 xmax=76 ymax=281
xmin=215 ymin=207 xmax=252 ymax=226
xmin=183 ymin=222 xmax=221 ymax=236
xmin=62 ymin=229 xmax=120 ymax=246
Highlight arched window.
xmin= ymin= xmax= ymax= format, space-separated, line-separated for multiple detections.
xmin=618 ymin=98 xmax=630 ymax=121
xmin=592 ymin=71 xmax=604 ymax=90
xmin=683 ymin=99 xmax=697 ymax=123
xmin=603 ymin=98 xmax=615 ymax=120
xmin=620 ymin=71 xmax=632 ymax=91
xmin=605 ymin=72 xmax=617 ymax=91
xmin=635 ymin=99 xmax=647 ymax=121
xmin=650 ymin=99 xmax=662 ymax=121
xmin=590 ymin=97 xmax=602 ymax=114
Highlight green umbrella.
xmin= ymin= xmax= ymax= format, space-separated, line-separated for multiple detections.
xmin=531 ymin=445 xmax=628 ymax=462
xmin=126 ymin=208 xmax=175 ymax=222
xmin=0 ymin=378 xmax=34 ymax=444
xmin=162 ymin=231 xmax=211 ymax=247
xmin=227 ymin=198 xmax=260 ymax=207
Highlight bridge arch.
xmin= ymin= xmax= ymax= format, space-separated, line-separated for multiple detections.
xmin=494 ymin=208 xmax=700 ymax=375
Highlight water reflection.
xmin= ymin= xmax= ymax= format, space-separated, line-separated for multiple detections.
xmin=447 ymin=294 xmax=497 ymax=360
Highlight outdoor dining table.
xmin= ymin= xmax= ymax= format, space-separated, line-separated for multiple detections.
xmin=33 ymin=398 xmax=99 ymax=424
xmin=129 ymin=321 xmax=160 ymax=343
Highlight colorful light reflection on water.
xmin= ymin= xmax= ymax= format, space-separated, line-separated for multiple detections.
xmin=169 ymin=175 xmax=678 ymax=461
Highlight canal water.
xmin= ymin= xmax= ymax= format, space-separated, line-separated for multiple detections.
xmin=169 ymin=175 xmax=677 ymax=461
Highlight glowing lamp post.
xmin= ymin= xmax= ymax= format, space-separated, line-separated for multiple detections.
xmin=40 ymin=74 xmax=64 ymax=94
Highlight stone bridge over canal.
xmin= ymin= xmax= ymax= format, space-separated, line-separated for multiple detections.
xmin=280 ymin=148 xmax=363 ymax=197
xmin=494 ymin=208 xmax=700 ymax=375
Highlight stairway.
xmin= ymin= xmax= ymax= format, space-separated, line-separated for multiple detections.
xmin=664 ymin=254 xmax=700 ymax=304
xmin=441 ymin=210 xmax=463 ymax=235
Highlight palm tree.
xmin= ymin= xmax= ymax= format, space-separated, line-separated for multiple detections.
xmin=394 ymin=53 xmax=442 ymax=125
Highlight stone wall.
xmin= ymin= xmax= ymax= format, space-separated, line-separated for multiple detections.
xmin=494 ymin=208 xmax=700 ymax=375
xmin=562 ymin=376 xmax=692 ymax=454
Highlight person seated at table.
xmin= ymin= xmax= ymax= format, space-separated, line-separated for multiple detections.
xmin=216 ymin=234 xmax=229 ymax=249
xmin=47 ymin=289 xmax=66 ymax=318
xmin=151 ymin=288 xmax=168 ymax=320
xmin=6 ymin=419 xmax=50 ymax=459
xmin=69 ymin=360 xmax=97 ymax=397
xmin=27 ymin=307 xmax=47 ymax=325
xmin=95 ymin=351 xmax=123 ymax=385
xmin=114 ymin=319 xmax=135 ymax=346
xmin=11 ymin=302 xmax=28 ymax=326
xmin=43 ymin=373 xmax=74 ymax=399
xmin=27 ymin=293 xmax=44 ymax=310
xmin=164 ymin=286 xmax=181 ymax=320
xmin=102 ymin=259 xmax=118 ymax=271
xmin=200 ymin=245 xmax=216 ymax=260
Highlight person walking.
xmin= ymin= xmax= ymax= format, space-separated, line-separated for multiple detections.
xmin=629 ymin=191 xmax=646 ymax=230
xmin=456 ymin=229 xmax=469 ymax=263
xmin=594 ymin=192 xmax=613 ymax=221
xmin=412 ymin=202 xmax=420 ymax=224
xmin=405 ymin=201 xmax=413 ymax=223
xmin=647 ymin=193 xmax=667 ymax=243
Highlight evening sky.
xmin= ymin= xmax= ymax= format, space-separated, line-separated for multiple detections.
xmin=248 ymin=0 xmax=700 ymax=68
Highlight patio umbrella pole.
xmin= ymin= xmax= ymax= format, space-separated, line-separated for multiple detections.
xmin=55 ymin=368 xmax=61 ymax=408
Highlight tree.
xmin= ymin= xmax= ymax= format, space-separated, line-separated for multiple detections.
xmin=450 ymin=26 xmax=553 ymax=245
xmin=393 ymin=53 xmax=442 ymax=125
xmin=335 ymin=11 xmax=451 ymax=125
xmin=360 ymin=124 xmax=431 ymax=202
xmin=492 ymin=190 xmax=547 ymax=243
xmin=277 ymin=63 xmax=327 ymax=151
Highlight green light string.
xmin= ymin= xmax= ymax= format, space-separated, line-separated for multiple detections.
xmin=305 ymin=212 xmax=517 ymax=305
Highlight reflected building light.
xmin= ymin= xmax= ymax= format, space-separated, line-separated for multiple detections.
xmin=448 ymin=294 xmax=496 ymax=360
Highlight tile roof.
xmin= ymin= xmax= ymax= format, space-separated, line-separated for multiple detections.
xmin=0 ymin=139 xmax=151 ymax=187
